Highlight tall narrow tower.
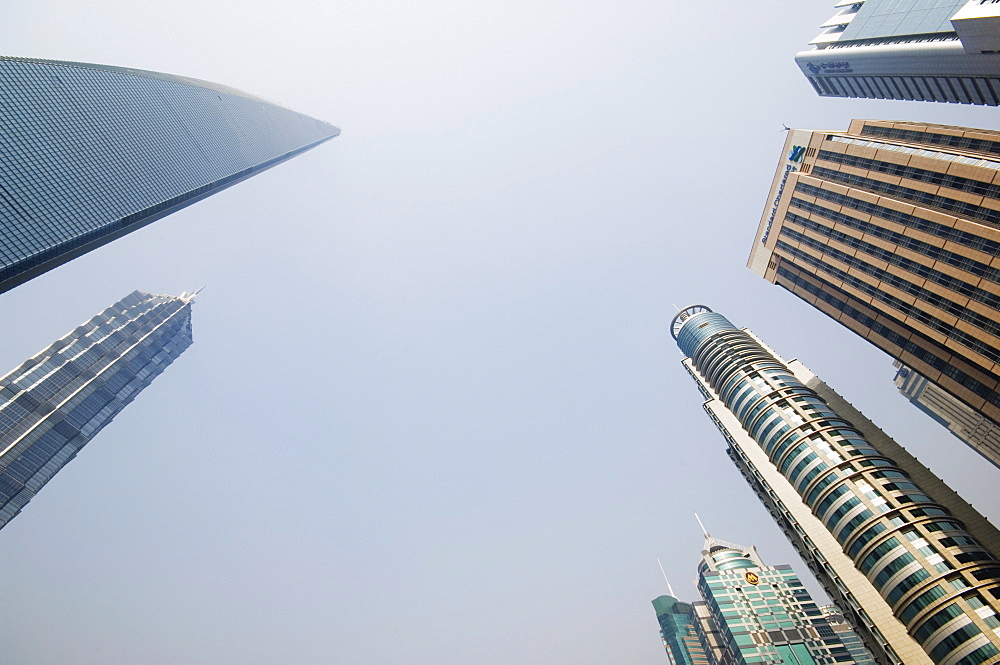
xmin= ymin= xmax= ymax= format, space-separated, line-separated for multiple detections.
xmin=672 ymin=305 xmax=1000 ymax=665
xmin=0 ymin=291 xmax=194 ymax=530
xmin=652 ymin=594 xmax=709 ymax=665
xmin=0 ymin=57 xmax=340 ymax=293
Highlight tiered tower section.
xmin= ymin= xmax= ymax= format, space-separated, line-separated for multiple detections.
xmin=0 ymin=291 xmax=194 ymax=529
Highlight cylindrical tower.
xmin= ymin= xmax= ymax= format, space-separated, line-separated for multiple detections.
xmin=673 ymin=306 xmax=1000 ymax=665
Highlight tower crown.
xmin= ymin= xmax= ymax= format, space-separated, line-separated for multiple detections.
xmin=671 ymin=306 xmax=741 ymax=358
xmin=670 ymin=305 xmax=712 ymax=340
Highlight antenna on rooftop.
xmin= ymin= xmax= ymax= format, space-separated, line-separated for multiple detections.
xmin=179 ymin=286 xmax=206 ymax=303
xmin=694 ymin=512 xmax=709 ymax=538
xmin=657 ymin=558 xmax=677 ymax=597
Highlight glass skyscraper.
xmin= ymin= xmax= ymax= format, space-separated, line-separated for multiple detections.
xmin=672 ymin=305 xmax=1000 ymax=665
xmin=694 ymin=534 xmax=866 ymax=665
xmin=0 ymin=56 xmax=340 ymax=293
xmin=0 ymin=291 xmax=194 ymax=530
xmin=822 ymin=605 xmax=879 ymax=665
xmin=652 ymin=594 xmax=709 ymax=665
xmin=651 ymin=536 xmax=873 ymax=665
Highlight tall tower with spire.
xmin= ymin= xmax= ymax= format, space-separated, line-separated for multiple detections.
xmin=651 ymin=520 xmax=873 ymax=665
xmin=654 ymin=555 xmax=712 ymax=665
xmin=671 ymin=305 xmax=1000 ymax=665
xmin=0 ymin=290 xmax=195 ymax=530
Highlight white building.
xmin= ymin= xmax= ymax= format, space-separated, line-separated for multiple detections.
xmin=796 ymin=0 xmax=1000 ymax=105
xmin=893 ymin=362 xmax=1000 ymax=470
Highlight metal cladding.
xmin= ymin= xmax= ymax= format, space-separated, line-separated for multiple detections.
xmin=675 ymin=307 xmax=1000 ymax=665
xmin=0 ymin=291 xmax=194 ymax=529
xmin=0 ymin=57 xmax=340 ymax=293
xmin=796 ymin=0 xmax=1000 ymax=105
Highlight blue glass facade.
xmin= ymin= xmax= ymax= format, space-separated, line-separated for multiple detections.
xmin=0 ymin=291 xmax=194 ymax=529
xmin=672 ymin=306 xmax=1000 ymax=665
xmin=652 ymin=595 xmax=708 ymax=665
xmin=0 ymin=57 xmax=340 ymax=293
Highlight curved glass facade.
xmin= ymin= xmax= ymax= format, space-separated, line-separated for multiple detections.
xmin=674 ymin=306 xmax=1000 ymax=665
xmin=652 ymin=595 xmax=706 ymax=665
xmin=0 ymin=57 xmax=340 ymax=293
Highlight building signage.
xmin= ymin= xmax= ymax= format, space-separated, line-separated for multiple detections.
xmin=745 ymin=571 xmax=760 ymax=585
xmin=760 ymin=162 xmax=798 ymax=245
xmin=806 ymin=61 xmax=852 ymax=75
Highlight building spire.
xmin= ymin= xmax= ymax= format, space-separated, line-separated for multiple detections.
xmin=657 ymin=558 xmax=676 ymax=597
xmin=694 ymin=511 xmax=709 ymax=538
xmin=695 ymin=513 xmax=747 ymax=555
xmin=178 ymin=286 xmax=206 ymax=303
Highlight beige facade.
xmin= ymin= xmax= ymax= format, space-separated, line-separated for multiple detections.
xmin=749 ymin=120 xmax=1000 ymax=467
xmin=681 ymin=325 xmax=1000 ymax=665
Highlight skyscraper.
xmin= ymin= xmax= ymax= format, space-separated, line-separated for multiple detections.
xmin=651 ymin=536 xmax=874 ymax=665
xmin=690 ymin=600 xmax=727 ymax=663
xmin=693 ymin=533 xmax=867 ymax=665
xmin=797 ymin=0 xmax=1000 ymax=105
xmin=0 ymin=57 xmax=340 ymax=294
xmin=0 ymin=291 xmax=194 ymax=530
xmin=822 ymin=605 xmax=880 ymax=665
xmin=748 ymin=120 xmax=1000 ymax=470
xmin=652 ymin=594 xmax=709 ymax=665
xmin=672 ymin=305 xmax=1000 ymax=665
xmin=893 ymin=363 xmax=1000 ymax=469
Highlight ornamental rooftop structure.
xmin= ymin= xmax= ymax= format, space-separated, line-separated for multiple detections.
xmin=693 ymin=534 xmax=870 ymax=665
xmin=0 ymin=57 xmax=340 ymax=294
xmin=747 ymin=120 xmax=1000 ymax=471
xmin=796 ymin=0 xmax=1000 ymax=105
xmin=0 ymin=291 xmax=194 ymax=530
xmin=672 ymin=305 xmax=1000 ymax=665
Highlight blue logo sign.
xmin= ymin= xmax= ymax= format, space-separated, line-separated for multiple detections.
xmin=788 ymin=145 xmax=805 ymax=162
xmin=806 ymin=61 xmax=852 ymax=75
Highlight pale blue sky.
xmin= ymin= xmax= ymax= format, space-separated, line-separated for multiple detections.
xmin=0 ymin=1 xmax=998 ymax=664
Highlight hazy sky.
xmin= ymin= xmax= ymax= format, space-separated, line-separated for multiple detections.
xmin=1 ymin=2 xmax=999 ymax=664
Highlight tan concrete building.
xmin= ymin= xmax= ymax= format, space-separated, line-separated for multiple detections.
xmin=749 ymin=120 xmax=1000 ymax=470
